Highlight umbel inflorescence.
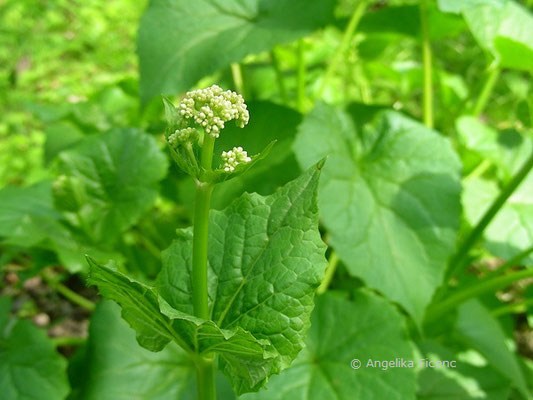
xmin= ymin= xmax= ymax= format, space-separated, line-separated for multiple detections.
xmin=166 ymin=84 xmax=253 ymax=175
xmin=177 ymin=84 xmax=249 ymax=138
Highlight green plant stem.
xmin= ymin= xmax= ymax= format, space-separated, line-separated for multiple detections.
xmin=419 ymin=0 xmax=433 ymax=129
xmin=492 ymin=298 xmax=533 ymax=317
xmin=192 ymin=133 xmax=217 ymax=399
xmin=195 ymin=356 xmax=216 ymax=400
xmin=41 ymin=271 xmax=95 ymax=311
xmin=465 ymin=159 xmax=492 ymax=181
xmin=447 ymin=149 xmax=533 ymax=281
xmin=296 ymin=39 xmax=306 ymax=112
xmin=231 ymin=63 xmax=244 ymax=95
xmin=317 ymin=251 xmax=339 ymax=295
xmin=200 ymin=134 xmax=215 ymax=171
xmin=133 ymin=229 xmax=161 ymax=260
xmin=473 ymin=66 xmax=500 ymax=116
xmin=318 ymin=0 xmax=367 ymax=97
xmin=484 ymin=245 xmax=533 ymax=281
xmin=193 ymin=134 xmax=215 ymax=319
xmin=270 ymin=49 xmax=289 ymax=105
xmin=427 ymin=268 xmax=533 ymax=322
xmin=51 ymin=336 xmax=86 ymax=347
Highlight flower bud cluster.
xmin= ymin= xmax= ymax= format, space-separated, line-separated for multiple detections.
xmin=178 ymin=85 xmax=249 ymax=138
xmin=221 ymin=147 xmax=252 ymax=172
xmin=167 ymin=127 xmax=198 ymax=148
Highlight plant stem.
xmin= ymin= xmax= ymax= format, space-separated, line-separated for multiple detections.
xmin=296 ymin=39 xmax=306 ymax=112
xmin=483 ymin=245 xmax=533 ymax=281
xmin=270 ymin=49 xmax=289 ymax=105
xmin=419 ymin=0 xmax=433 ymax=129
xmin=317 ymin=251 xmax=339 ymax=295
xmin=427 ymin=268 xmax=533 ymax=322
xmin=473 ymin=66 xmax=500 ymax=116
xmin=231 ymin=63 xmax=244 ymax=95
xmin=51 ymin=336 xmax=86 ymax=347
xmin=447 ymin=149 xmax=533 ymax=281
xmin=318 ymin=0 xmax=367 ymax=98
xmin=133 ymin=229 xmax=161 ymax=260
xmin=41 ymin=271 xmax=95 ymax=311
xmin=193 ymin=134 xmax=215 ymax=319
xmin=492 ymin=298 xmax=533 ymax=317
xmin=464 ymin=159 xmax=492 ymax=181
xmin=195 ymin=356 xmax=216 ymax=400
xmin=192 ymin=181 xmax=213 ymax=319
xmin=193 ymin=133 xmax=217 ymax=399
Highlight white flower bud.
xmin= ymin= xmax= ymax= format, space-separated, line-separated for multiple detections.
xmin=221 ymin=147 xmax=252 ymax=172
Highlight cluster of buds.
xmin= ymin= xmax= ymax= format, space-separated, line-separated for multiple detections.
xmin=221 ymin=147 xmax=252 ymax=172
xmin=178 ymin=85 xmax=249 ymax=138
xmin=167 ymin=127 xmax=198 ymax=148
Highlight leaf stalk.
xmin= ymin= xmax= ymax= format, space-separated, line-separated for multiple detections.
xmin=447 ymin=149 xmax=533 ymax=281
xmin=419 ymin=0 xmax=433 ymax=128
xmin=473 ymin=65 xmax=500 ymax=116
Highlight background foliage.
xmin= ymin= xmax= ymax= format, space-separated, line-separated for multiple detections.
xmin=1 ymin=0 xmax=533 ymax=399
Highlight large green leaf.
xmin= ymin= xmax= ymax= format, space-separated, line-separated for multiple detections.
xmin=0 ymin=182 xmax=63 ymax=247
xmin=293 ymin=103 xmax=461 ymax=322
xmin=44 ymin=121 xmax=85 ymax=164
xmin=437 ymin=0 xmax=506 ymax=14
xmin=0 ymin=182 xmax=116 ymax=272
xmin=455 ymin=300 xmax=529 ymax=398
xmin=462 ymin=174 xmax=533 ymax=264
xmin=57 ymin=128 xmax=168 ymax=245
xmin=241 ymin=290 xmax=417 ymax=400
xmin=158 ymin=163 xmax=326 ymax=393
xmin=456 ymin=1 xmax=533 ymax=70
xmin=70 ymin=300 xmax=236 ymax=400
xmin=89 ymin=164 xmax=326 ymax=394
xmin=87 ymin=259 xmax=275 ymax=372
xmin=359 ymin=4 xmax=465 ymax=39
xmin=138 ymin=0 xmax=336 ymax=103
xmin=417 ymin=340 xmax=511 ymax=400
xmin=0 ymin=297 xmax=70 ymax=400
xmin=457 ymin=116 xmax=533 ymax=180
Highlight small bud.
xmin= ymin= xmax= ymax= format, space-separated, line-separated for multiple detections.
xmin=221 ymin=147 xmax=252 ymax=172
xmin=167 ymin=127 xmax=198 ymax=148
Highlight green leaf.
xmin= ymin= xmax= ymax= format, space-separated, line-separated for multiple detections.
xmin=417 ymin=341 xmax=511 ymax=400
xmin=293 ymin=103 xmax=461 ymax=323
xmin=0 ymin=182 xmax=64 ymax=247
xmin=0 ymin=297 xmax=70 ymax=400
xmin=241 ymin=291 xmax=417 ymax=400
xmin=359 ymin=5 xmax=465 ymax=39
xmin=138 ymin=0 xmax=336 ymax=103
xmin=88 ymin=258 xmax=278 ymax=391
xmin=437 ymin=0 xmax=506 ymax=14
xmin=462 ymin=175 xmax=533 ymax=264
xmin=57 ymin=128 xmax=168 ymax=244
xmin=71 ymin=300 xmax=236 ymax=400
xmin=157 ymin=163 xmax=326 ymax=393
xmin=87 ymin=258 xmax=176 ymax=352
xmin=44 ymin=121 xmax=85 ymax=164
xmin=455 ymin=300 xmax=529 ymax=398
xmin=457 ymin=116 xmax=533 ymax=180
xmin=0 ymin=182 xmax=123 ymax=273
xmin=460 ymin=1 xmax=533 ymax=70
